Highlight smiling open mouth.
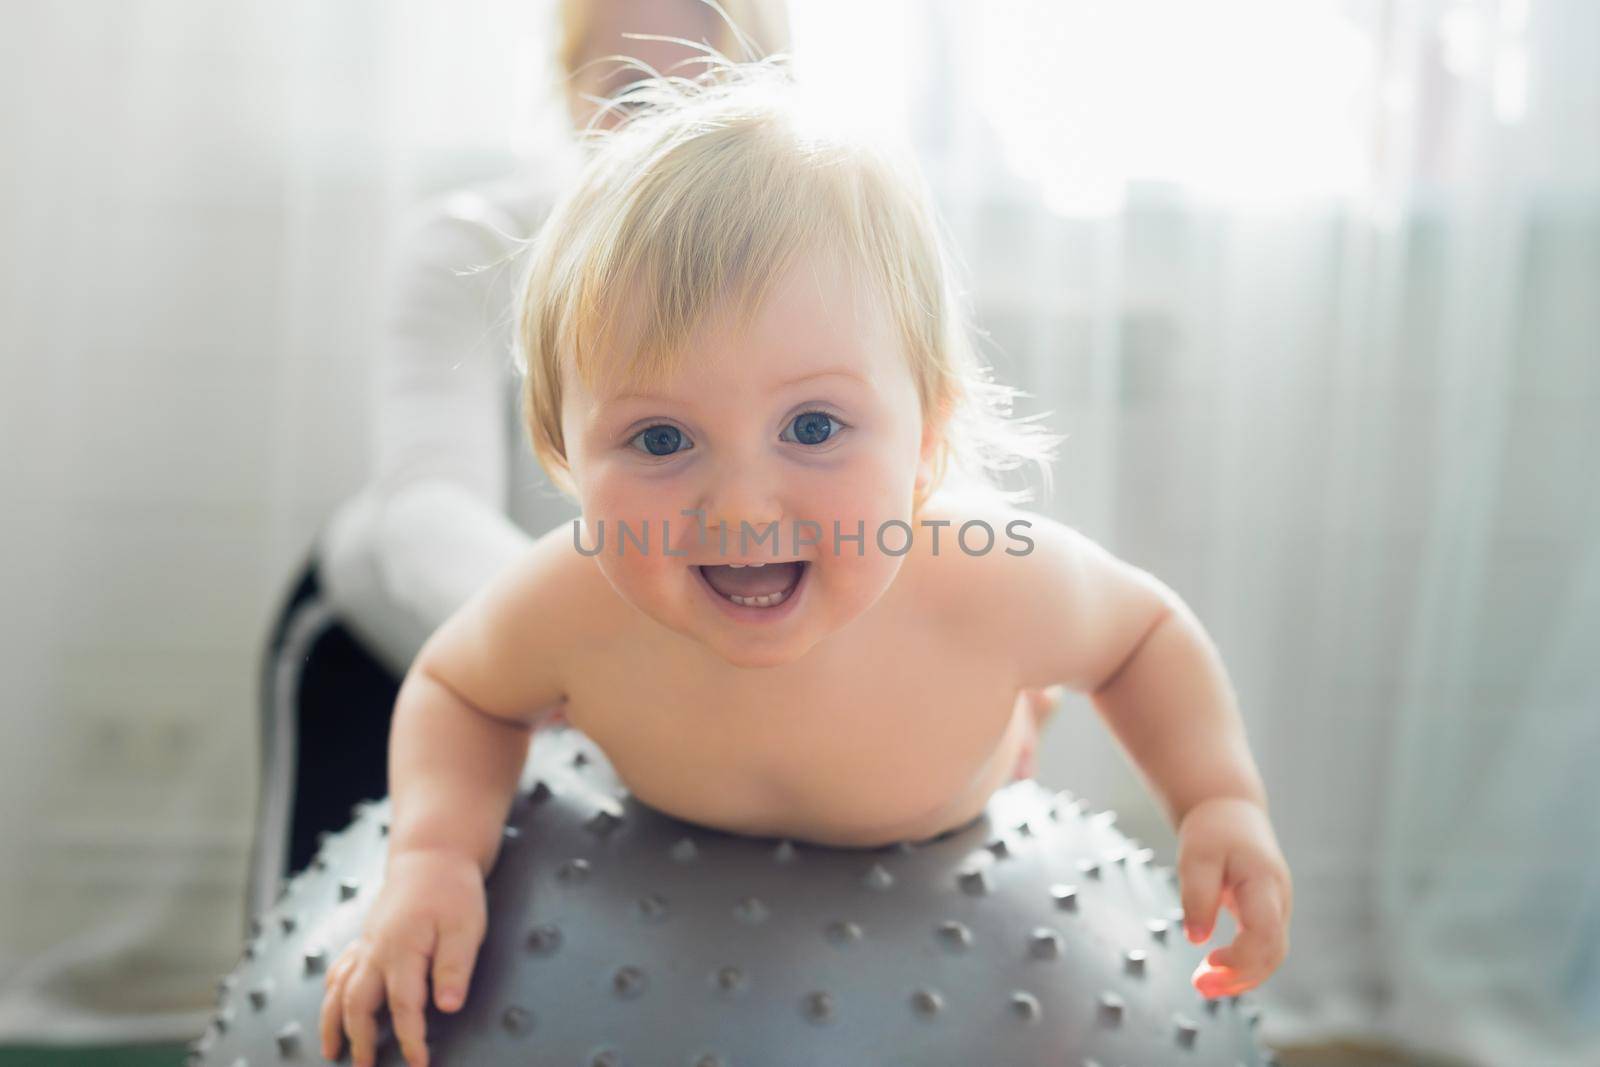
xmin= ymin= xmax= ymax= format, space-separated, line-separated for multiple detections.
xmin=697 ymin=561 xmax=807 ymax=608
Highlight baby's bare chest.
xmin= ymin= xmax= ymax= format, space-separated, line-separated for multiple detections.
xmin=561 ymin=610 xmax=1025 ymax=846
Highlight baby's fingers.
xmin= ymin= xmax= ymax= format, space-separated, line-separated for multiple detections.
xmin=341 ymin=957 xmax=387 ymax=1067
xmin=318 ymin=956 xmax=352 ymax=1061
xmin=432 ymin=910 xmax=485 ymax=1012
xmin=1193 ymin=877 xmax=1288 ymax=995
xmin=386 ymin=950 xmax=433 ymax=1067
xmin=1178 ymin=848 xmax=1225 ymax=944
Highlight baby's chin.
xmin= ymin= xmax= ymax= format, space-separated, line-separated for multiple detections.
xmin=692 ymin=566 xmax=907 ymax=670
xmin=661 ymin=602 xmax=826 ymax=670
xmin=655 ymin=577 xmax=827 ymax=669
xmin=701 ymin=635 xmax=816 ymax=671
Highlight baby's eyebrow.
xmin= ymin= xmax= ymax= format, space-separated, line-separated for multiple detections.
xmin=601 ymin=366 xmax=869 ymax=406
xmin=781 ymin=366 xmax=869 ymax=388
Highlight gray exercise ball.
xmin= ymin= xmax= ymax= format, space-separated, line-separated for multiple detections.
xmin=192 ymin=725 xmax=1277 ymax=1066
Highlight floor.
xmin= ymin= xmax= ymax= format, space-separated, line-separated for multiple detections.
xmin=0 ymin=1041 xmax=1474 ymax=1067
xmin=1277 ymin=1042 xmax=1473 ymax=1067
xmin=0 ymin=1048 xmax=186 ymax=1067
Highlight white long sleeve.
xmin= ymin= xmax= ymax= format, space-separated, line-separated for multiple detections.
xmin=317 ymin=169 xmax=578 ymax=677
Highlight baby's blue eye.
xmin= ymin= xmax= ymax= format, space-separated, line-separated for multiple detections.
xmin=630 ymin=424 xmax=690 ymax=457
xmin=784 ymin=410 xmax=843 ymax=447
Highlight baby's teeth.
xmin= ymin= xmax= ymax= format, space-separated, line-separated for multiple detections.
xmin=727 ymin=589 xmax=787 ymax=608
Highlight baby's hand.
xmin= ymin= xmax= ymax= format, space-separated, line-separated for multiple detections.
xmin=1176 ymin=797 xmax=1293 ymax=998
xmin=318 ymin=849 xmax=487 ymax=1067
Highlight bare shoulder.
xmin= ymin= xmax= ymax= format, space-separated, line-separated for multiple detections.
xmin=915 ymin=489 xmax=1175 ymax=694
xmin=907 ymin=486 xmax=1039 ymax=631
xmin=413 ymin=519 xmax=613 ymax=725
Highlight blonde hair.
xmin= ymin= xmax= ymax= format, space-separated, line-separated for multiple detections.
xmin=514 ymin=58 xmax=1063 ymax=512
xmin=557 ymin=0 xmax=791 ymax=112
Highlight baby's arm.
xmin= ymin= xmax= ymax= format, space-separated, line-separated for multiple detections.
xmin=1004 ymin=515 xmax=1266 ymax=825
xmin=320 ymin=525 xmax=574 ymax=1067
xmin=387 ymin=525 xmax=572 ymax=876
xmin=1000 ymin=513 xmax=1289 ymax=996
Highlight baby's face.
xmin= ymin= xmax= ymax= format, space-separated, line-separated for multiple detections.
xmin=560 ymin=253 xmax=936 ymax=669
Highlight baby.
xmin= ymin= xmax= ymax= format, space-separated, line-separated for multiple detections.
xmin=319 ymin=62 xmax=1292 ymax=1067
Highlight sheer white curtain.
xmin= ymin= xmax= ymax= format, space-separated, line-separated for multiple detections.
xmin=0 ymin=0 xmax=564 ymax=1042
xmin=794 ymin=1 xmax=1596 ymax=1064
xmin=2 ymin=2 xmax=1595 ymax=1063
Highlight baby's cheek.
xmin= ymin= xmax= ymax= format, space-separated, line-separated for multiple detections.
xmin=813 ymin=535 xmax=904 ymax=621
xmin=583 ymin=491 xmax=707 ymax=563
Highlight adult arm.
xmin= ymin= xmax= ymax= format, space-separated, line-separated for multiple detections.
xmin=318 ymin=188 xmax=538 ymax=678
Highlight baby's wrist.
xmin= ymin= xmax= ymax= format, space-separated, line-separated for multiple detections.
xmin=386 ymin=835 xmax=492 ymax=879
xmin=1177 ymin=793 xmax=1269 ymax=829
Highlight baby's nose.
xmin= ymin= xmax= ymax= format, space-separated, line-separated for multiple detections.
xmin=703 ymin=470 xmax=783 ymax=546
xmin=707 ymin=501 xmax=784 ymax=540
